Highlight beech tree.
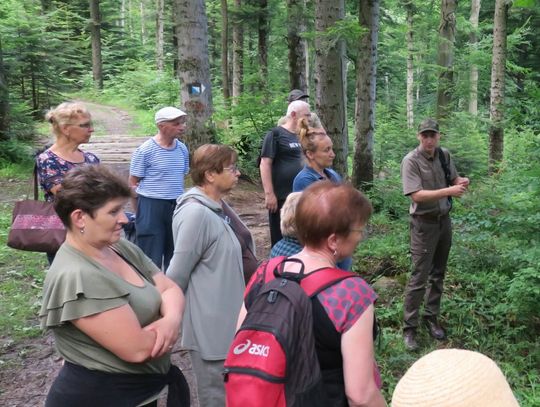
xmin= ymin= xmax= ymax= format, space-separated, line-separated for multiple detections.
xmin=175 ymin=0 xmax=214 ymax=149
xmin=156 ymin=0 xmax=164 ymax=71
xmin=232 ymin=0 xmax=244 ymax=104
xmin=314 ymin=0 xmax=348 ymax=177
xmin=404 ymin=0 xmax=414 ymax=129
xmin=231 ymin=0 xmax=244 ymax=102
xmin=468 ymin=0 xmax=480 ymax=115
xmin=489 ymin=0 xmax=509 ymax=173
xmin=352 ymin=0 xmax=379 ymax=189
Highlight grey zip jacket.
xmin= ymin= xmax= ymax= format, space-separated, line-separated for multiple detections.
xmin=167 ymin=187 xmax=245 ymax=360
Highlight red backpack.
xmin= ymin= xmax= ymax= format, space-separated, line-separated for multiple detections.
xmin=223 ymin=256 xmax=355 ymax=407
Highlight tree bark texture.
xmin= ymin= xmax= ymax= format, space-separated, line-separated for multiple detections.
xmin=489 ymin=0 xmax=508 ymax=173
xmin=221 ymin=0 xmax=231 ymax=101
xmin=156 ymin=0 xmax=164 ymax=71
xmin=258 ymin=0 xmax=269 ymax=90
xmin=314 ymin=0 xmax=348 ymax=177
xmin=435 ymin=0 xmax=456 ymax=121
xmin=352 ymin=0 xmax=379 ymax=189
xmin=89 ymin=0 xmax=103 ymax=89
xmin=469 ymin=0 xmax=480 ymax=115
xmin=140 ymin=1 xmax=146 ymax=45
xmin=405 ymin=1 xmax=414 ymax=129
xmin=0 ymin=37 xmax=9 ymax=141
xmin=287 ymin=0 xmax=309 ymax=92
xmin=175 ymin=0 xmax=214 ymax=150
xmin=232 ymin=0 xmax=244 ymax=102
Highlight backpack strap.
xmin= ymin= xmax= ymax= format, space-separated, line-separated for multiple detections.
xmin=436 ymin=147 xmax=453 ymax=208
xmin=300 ymin=268 xmax=357 ymax=297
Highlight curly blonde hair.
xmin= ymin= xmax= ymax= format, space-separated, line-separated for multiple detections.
xmin=45 ymin=102 xmax=90 ymax=138
xmin=297 ymin=114 xmax=327 ymax=155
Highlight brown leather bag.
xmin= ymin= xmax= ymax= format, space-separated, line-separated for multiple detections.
xmin=7 ymin=165 xmax=66 ymax=253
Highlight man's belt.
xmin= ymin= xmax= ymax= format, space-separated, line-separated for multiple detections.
xmin=412 ymin=213 xmax=449 ymax=222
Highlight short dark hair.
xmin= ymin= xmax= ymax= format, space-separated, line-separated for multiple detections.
xmin=54 ymin=165 xmax=132 ymax=229
xmin=190 ymin=144 xmax=238 ymax=186
xmin=295 ymin=181 xmax=372 ymax=247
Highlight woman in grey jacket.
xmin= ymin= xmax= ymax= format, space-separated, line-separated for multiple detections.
xmin=167 ymin=144 xmax=252 ymax=406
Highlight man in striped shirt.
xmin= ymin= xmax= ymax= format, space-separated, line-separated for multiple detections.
xmin=129 ymin=106 xmax=189 ymax=269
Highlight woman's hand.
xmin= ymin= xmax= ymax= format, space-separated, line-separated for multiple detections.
xmin=143 ymin=315 xmax=180 ymax=358
xmin=150 ymin=272 xmax=185 ymax=358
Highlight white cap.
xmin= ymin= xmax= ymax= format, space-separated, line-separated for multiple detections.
xmin=155 ymin=107 xmax=187 ymax=124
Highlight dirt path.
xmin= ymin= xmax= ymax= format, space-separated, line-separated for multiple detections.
xmin=0 ymin=102 xmax=270 ymax=406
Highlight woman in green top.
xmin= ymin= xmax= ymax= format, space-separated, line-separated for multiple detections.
xmin=40 ymin=165 xmax=187 ymax=407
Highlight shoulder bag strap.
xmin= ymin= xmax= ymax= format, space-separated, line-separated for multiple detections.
xmin=300 ymin=268 xmax=356 ymax=297
xmin=33 ymin=162 xmax=39 ymax=201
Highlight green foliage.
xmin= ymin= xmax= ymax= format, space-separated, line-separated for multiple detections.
xmin=0 ymin=201 xmax=46 ymax=341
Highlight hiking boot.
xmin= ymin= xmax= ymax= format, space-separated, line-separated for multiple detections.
xmin=403 ymin=329 xmax=418 ymax=351
xmin=424 ymin=318 xmax=446 ymax=340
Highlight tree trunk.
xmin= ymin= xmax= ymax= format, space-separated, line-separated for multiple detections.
xmin=405 ymin=1 xmax=414 ymax=129
xmin=221 ymin=0 xmax=231 ymax=102
xmin=172 ymin=0 xmax=180 ymax=78
xmin=175 ymin=0 xmax=214 ymax=150
xmin=435 ymin=0 xmax=456 ymax=121
xmin=314 ymin=0 xmax=348 ymax=177
xmin=287 ymin=0 xmax=308 ymax=91
xmin=156 ymin=0 xmax=164 ymax=71
xmin=0 ymin=37 xmax=9 ymax=141
xmin=232 ymin=0 xmax=244 ymax=103
xmin=120 ymin=0 xmax=126 ymax=29
xmin=488 ymin=0 xmax=507 ymax=174
xmin=352 ymin=0 xmax=379 ymax=189
xmin=469 ymin=0 xmax=480 ymax=115
xmin=258 ymin=0 xmax=269 ymax=90
xmin=140 ymin=1 xmax=146 ymax=45
xmin=89 ymin=0 xmax=103 ymax=90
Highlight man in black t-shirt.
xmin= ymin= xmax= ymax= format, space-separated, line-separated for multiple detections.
xmin=260 ymin=100 xmax=311 ymax=246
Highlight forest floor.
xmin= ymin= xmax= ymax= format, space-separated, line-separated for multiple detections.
xmin=0 ymin=101 xmax=271 ymax=406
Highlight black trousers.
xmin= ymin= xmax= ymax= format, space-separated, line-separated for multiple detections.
xmin=268 ymin=199 xmax=285 ymax=247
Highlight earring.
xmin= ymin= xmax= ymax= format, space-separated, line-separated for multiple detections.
xmin=333 ymin=249 xmax=337 ymax=257
xmin=80 ymin=227 xmax=85 ymax=234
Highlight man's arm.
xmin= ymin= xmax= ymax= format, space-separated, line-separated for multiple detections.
xmin=128 ymin=175 xmax=140 ymax=214
xmin=410 ymin=184 xmax=467 ymax=203
xmin=260 ymin=157 xmax=278 ymax=212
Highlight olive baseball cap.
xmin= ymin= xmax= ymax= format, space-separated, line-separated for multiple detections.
xmin=418 ymin=118 xmax=439 ymax=134
xmin=287 ymin=89 xmax=309 ymax=103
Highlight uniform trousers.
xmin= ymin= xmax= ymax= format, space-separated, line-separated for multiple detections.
xmin=404 ymin=214 xmax=452 ymax=330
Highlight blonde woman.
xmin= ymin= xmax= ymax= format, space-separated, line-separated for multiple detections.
xmin=36 ymin=102 xmax=99 ymax=263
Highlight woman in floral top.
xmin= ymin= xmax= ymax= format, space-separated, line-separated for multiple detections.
xmin=36 ymin=102 xmax=100 ymax=262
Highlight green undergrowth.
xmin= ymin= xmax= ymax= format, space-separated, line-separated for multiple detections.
xmin=0 ymin=203 xmax=47 ymax=344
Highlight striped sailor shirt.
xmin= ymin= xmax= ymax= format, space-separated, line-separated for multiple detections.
xmin=130 ymin=137 xmax=189 ymax=200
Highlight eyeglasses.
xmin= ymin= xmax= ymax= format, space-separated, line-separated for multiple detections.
xmin=223 ymin=165 xmax=239 ymax=173
xmin=350 ymin=227 xmax=368 ymax=239
xmin=74 ymin=122 xmax=93 ymax=129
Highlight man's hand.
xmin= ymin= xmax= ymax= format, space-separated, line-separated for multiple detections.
xmin=448 ymin=184 xmax=467 ymax=197
xmin=455 ymin=177 xmax=470 ymax=188
xmin=265 ymin=192 xmax=278 ymax=213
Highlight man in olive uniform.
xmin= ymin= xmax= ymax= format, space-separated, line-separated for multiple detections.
xmin=401 ymin=118 xmax=470 ymax=350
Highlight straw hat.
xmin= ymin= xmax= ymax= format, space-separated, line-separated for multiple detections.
xmin=391 ymin=349 xmax=519 ymax=407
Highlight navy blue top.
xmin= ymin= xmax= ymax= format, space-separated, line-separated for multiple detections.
xmin=293 ymin=165 xmax=342 ymax=192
